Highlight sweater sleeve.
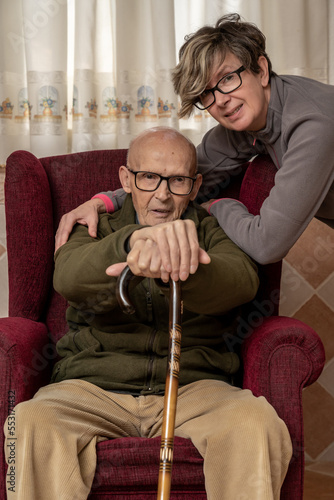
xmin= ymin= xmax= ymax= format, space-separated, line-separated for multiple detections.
xmin=53 ymin=218 xmax=138 ymax=312
xmin=92 ymin=188 xmax=127 ymax=213
xmin=207 ymin=114 xmax=334 ymax=264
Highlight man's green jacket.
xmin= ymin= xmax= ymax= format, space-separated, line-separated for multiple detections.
xmin=52 ymin=196 xmax=259 ymax=394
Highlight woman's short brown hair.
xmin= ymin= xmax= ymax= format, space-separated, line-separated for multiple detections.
xmin=172 ymin=13 xmax=275 ymax=118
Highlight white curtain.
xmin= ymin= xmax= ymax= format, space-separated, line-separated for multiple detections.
xmin=0 ymin=0 xmax=333 ymax=164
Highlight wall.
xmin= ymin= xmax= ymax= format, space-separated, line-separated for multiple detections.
xmin=280 ymin=218 xmax=334 ymax=463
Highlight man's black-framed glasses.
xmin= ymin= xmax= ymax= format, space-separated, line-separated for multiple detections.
xmin=194 ymin=65 xmax=246 ymax=111
xmin=126 ymin=166 xmax=197 ymax=196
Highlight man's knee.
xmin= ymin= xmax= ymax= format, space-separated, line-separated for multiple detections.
xmin=242 ymin=394 xmax=280 ymax=424
xmin=5 ymin=397 xmax=57 ymax=438
xmin=232 ymin=394 xmax=289 ymax=438
xmin=208 ymin=391 xmax=290 ymax=445
xmin=201 ymin=393 xmax=292 ymax=476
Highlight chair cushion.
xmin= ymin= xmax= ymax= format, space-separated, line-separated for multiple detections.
xmin=89 ymin=436 xmax=206 ymax=498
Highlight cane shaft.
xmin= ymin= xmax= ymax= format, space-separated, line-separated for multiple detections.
xmin=116 ymin=268 xmax=182 ymax=500
xmin=157 ymin=279 xmax=182 ymax=500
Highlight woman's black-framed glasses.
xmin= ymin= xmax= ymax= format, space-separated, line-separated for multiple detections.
xmin=194 ymin=65 xmax=246 ymax=111
xmin=126 ymin=166 xmax=197 ymax=196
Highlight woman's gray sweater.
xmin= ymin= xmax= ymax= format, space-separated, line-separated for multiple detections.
xmin=198 ymin=74 xmax=334 ymax=263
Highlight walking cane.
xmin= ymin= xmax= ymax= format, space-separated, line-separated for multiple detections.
xmin=116 ymin=266 xmax=182 ymax=500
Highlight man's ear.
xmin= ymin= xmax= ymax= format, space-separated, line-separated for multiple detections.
xmin=189 ymin=173 xmax=202 ymax=201
xmin=119 ymin=166 xmax=132 ymax=193
xmin=258 ymin=55 xmax=270 ymax=87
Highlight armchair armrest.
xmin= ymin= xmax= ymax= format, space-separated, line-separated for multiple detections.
xmin=241 ymin=315 xmax=325 ymax=500
xmin=242 ymin=316 xmax=325 ymax=400
xmin=0 ymin=317 xmax=51 ymax=407
xmin=0 ymin=317 xmax=52 ymax=497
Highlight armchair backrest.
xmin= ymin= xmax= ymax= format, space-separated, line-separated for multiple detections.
xmin=239 ymin=155 xmax=282 ymax=318
xmin=5 ymin=149 xmax=126 ymax=343
xmin=5 ymin=150 xmax=280 ymax=346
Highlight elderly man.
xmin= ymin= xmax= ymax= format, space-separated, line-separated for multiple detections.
xmin=4 ymin=127 xmax=292 ymax=500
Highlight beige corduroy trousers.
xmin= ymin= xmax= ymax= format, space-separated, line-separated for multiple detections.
xmin=4 ymin=378 xmax=292 ymax=500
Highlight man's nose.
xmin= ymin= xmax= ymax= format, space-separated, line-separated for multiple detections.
xmin=154 ymin=179 xmax=171 ymax=199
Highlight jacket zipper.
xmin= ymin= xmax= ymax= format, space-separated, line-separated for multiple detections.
xmin=143 ymin=281 xmax=156 ymax=392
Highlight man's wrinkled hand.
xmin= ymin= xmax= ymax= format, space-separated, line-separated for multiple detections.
xmin=106 ymin=240 xmax=171 ymax=282
xmin=106 ymin=220 xmax=211 ymax=282
xmin=106 ymin=262 xmax=128 ymax=277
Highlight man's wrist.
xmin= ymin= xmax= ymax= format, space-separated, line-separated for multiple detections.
xmin=91 ymin=194 xmax=112 ymax=213
xmin=129 ymin=230 xmax=139 ymax=249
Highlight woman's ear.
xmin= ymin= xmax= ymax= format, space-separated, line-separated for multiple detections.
xmin=119 ymin=166 xmax=132 ymax=193
xmin=189 ymin=173 xmax=203 ymax=201
xmin=258 ymin=55 xmax=270 ymax=87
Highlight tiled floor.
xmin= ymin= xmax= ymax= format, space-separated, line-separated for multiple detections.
xmin=304 ymin=462 xmax=334 ymax=499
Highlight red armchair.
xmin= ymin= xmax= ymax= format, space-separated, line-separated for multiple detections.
xmin=1 ymin=150 xmax=325 ymax=499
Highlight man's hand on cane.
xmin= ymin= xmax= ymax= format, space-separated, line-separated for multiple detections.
xmin=106 ymin=220 xmax=210 ymax=281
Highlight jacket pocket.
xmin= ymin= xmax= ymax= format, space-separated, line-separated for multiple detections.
xmin=72 ymin=328 xmax=102 ymax=352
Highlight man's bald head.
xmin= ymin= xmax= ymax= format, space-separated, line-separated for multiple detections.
xmin=127 ymin=126 xmax=197 ymax=177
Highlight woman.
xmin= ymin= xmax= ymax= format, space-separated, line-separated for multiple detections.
xmin=55 ymin=14 xmax=334 ymax=264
